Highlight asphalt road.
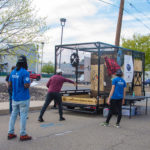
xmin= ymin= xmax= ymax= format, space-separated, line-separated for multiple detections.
xmin=0 ymin=107 xmax=150 ymax=150
xmin=0 ymin=77 xmax=150 ymax=150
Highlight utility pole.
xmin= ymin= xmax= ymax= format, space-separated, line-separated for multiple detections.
xmin=115 ymin=0 xmax=125 ymax=46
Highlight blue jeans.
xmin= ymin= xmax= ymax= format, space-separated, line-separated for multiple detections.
xmin=8 ymin=100 xmax=30 ymax=136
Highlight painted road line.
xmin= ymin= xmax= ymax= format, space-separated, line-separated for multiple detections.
xmin=40 ymin=123 xmax=62 ymax=128
xmin=55 ymin=130 xmax=72 ymax=136
xmin=34 ymin=131 xmax=73 ymax=140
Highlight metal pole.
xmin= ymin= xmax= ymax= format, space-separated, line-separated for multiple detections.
xmin=59 ymin=25 xmax=64 ymax=67
xmin=97 ymin=42 xmax=101 ymax=113
xmin=143 ymin=53 xmax=145 ymax=96
xmin=59 ymin=18 xmax=66 ymax=68
xmin=97 ymin=44 xmax=101 ymax=97
xmin=55 ymin=46 xmax=58 ymax=74
xmin=115 ymin=0 xmax=125 ymax=46
xmin=76 ymin=49 xmax=78 ymax=90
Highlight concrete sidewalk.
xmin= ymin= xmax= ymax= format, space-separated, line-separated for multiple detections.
xmin=0 ymin=101 xmax=53 ymax=115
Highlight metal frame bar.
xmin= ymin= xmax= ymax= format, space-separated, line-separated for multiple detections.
xmin=143 ymin=53 xmax=145 ymax=96
xmin=55 ymin=41 xmax=144 ymax=54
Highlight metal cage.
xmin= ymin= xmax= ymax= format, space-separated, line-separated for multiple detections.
xmin=55 ymin=41 xmax=145 ymax=113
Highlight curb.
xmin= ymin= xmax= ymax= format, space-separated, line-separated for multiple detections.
xmin=0 ymin=101 xmax=52 ymax=115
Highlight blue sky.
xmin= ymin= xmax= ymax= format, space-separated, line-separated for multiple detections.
xmin=33 ymin=0 xmax=150 ymax=63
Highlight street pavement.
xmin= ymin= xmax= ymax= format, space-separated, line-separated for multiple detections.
xmin=0 ymin=105 xmax=150 ymax=150
xmin=0 ymin=76 xmax=150 ymax=150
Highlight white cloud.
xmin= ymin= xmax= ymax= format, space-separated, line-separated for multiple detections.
xmin=33 ymin=0 xmax=150 ymax=63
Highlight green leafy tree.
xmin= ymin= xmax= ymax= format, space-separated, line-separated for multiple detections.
xmin=122 ymin=34 xmax=150 ymax=70
xmin=42 ymin=62 xmax=54 ymax=74
xmin=0 ymin=0 xmax=46 ymax=56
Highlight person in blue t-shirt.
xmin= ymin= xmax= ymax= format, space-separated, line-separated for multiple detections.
xmin=8 ymin=55 xmax=32 ymax=141
xmin=102 ymin=69 xmax=126 ymax=128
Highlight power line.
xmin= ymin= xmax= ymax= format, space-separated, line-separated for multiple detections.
xmin=98 ymin=0 xmax=150 ymax=31
xmin=128 ymin=2 xmax=150 ymax=20
xmin=98 ymin=0 xmax=119 ymax=8
xmin=123 ymin=9 xmax=150 ymax=31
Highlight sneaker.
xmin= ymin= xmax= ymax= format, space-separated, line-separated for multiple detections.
xmin=38 ymin=117 xmax=44 ymax=122
xmin=59 ymin=117 xmax=65 ymax=121
xmin=114 ymin=124 xmax=120 ymax=128
xmin=20 ymin=134 xmax=32 ymax=141
xmin=8 ymin=133 xmax=17 ymax=140
xmin=101 ymin=122 xmax=109 ymax=127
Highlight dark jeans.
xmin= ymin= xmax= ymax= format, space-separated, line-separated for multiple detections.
xmin=8 ymin=88 xmax=12 ymax=114
xmin=106 ymin=99 xmax=122 ymax=124
xmin=39 ymin=92 xmax=63 ymax=118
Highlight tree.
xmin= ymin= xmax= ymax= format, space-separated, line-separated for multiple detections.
xmin=42 ymin=62 xmax=54 ymax=74
xmin=0 ymin=0 xmax=46 ymax=56
xmin=122 ymin=34 xmax=150 ymax=70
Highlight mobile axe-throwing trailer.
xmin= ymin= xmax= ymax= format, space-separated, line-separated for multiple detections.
xmin=55 ymin=42 xmax=145 ymax=113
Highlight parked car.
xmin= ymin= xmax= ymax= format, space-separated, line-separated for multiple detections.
xmin=143 ymin=79 xmax=150 ymax=86
xmin=28 ymin=71 xmax=41 ymax=81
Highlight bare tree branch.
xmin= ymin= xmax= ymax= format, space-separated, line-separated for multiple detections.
xmin=0 ymin=0 xmax=46 ymax=55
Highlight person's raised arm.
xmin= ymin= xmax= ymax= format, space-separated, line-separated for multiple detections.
xmin=63 ymin=77 xmax=75 ymax=84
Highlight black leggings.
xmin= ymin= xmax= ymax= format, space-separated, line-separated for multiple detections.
xmin=106 ymin=99 xmax=122 ymax=124
xmin=39 ymin=92 xmax=63 ymax=118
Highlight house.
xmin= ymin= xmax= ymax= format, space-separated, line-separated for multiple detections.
xmin=0 ymin=44 xmax=40 ymax=73
xmin=60 ymin=57 xmax=90 ymax=81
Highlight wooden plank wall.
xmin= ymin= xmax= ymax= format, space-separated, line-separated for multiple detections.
xmin=90 ymin=52 xmax=116 ymax=97
xmin=91 ymin=64 xmax=104 ymax=93
xmin=62 ymin=96 xmax=104 ymax=105
xmin=133 ymin=59 xmax=142 ymax=96
xmin=134 ymin=59 xmax=142 ymax=71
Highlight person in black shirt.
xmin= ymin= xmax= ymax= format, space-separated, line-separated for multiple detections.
xmin=5 ymin=66 xmax=16 ymax=114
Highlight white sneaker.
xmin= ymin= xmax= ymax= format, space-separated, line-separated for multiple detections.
xmin=114 ymin=124 xmax=120 ymax=128
xmin=101 ymin=122 xmax=109 ymax=127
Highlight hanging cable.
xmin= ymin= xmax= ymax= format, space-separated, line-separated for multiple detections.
xmin=98 ymin=0 xmax=150 ymax=31
xmin=123 ymin=9 xmax=150 ymax=31
xmin=98 ymin=0 xmax=119 ymax=8
xmin=128 ymin=2 xmax=150 ymax=20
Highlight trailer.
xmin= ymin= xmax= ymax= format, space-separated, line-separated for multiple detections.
xmin=55 ymin=42 xmax=145 ymax=113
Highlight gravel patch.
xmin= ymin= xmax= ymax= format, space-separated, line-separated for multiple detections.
xmin=0 ymin=83 xmax=47 ymax=102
